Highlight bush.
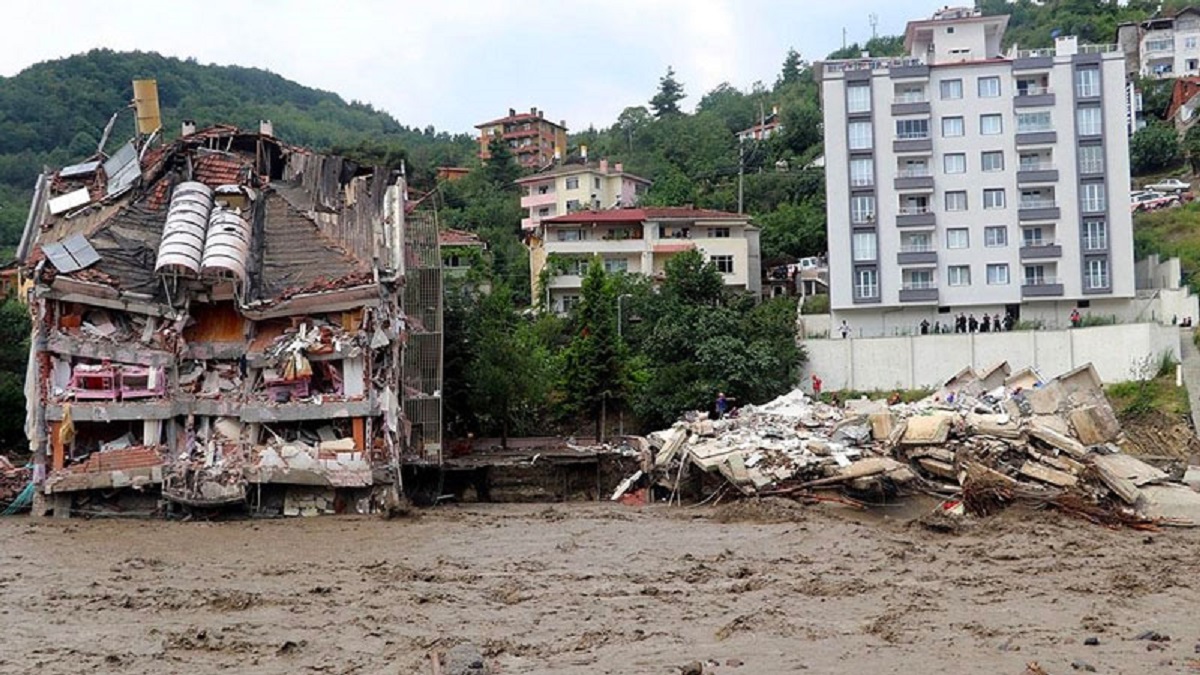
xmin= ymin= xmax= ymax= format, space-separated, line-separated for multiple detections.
xmin=1130 ymin=121 xmax=1180 ymax=176
xmin=801 ymin=294 xmax=829 ymax=314
xmin=1079 ymin=313 xmax=1118 ymax=327
xmin=1012 ymin=319 xmax=1045 ymax=331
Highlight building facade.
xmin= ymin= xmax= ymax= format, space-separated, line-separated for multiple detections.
xmin=530 ymin=207 xmax=761 ymax=313
xmin=1117 ymin=8 xmax=1200 ymax=80
xmin=818 ymin=7 xmax=1134 ymax=337
xmin=515 ymin=159 xmax=651 ymax=232
xmin=475 ymin=107 xmax=568 ymax=169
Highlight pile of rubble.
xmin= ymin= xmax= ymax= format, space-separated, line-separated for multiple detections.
xmin=1 ymin=456 xmax=32 ymax=509
xmin=617 ymin=362 xmax=1200 ymax=527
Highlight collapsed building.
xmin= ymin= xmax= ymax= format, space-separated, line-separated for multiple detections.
xmin=14 ymin=99 xmax=443 ymax=517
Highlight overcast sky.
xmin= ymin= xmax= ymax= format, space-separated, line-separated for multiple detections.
xmin=4 ymin=1 xmax=935 ymax=135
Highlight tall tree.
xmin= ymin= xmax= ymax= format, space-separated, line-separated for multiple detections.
xmin=776 ymin=48 xmax=805 ymax=89
xmin=482 ymin=135 xmax=521 ymax=188
xmin=467 ymin=285 xmax=548 ymax=448
xmin=650 ymin=66 xmax=686 ymax=118
xmin=562 ymin=259 xmax=626 ymax=440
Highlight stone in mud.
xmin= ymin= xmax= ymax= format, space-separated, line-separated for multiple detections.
xmin=443 ymin=643 xmax=490 ymax=675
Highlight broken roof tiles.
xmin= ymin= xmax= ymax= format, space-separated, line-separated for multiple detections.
xmin=192 ymin=152 xmax=252 ymax=188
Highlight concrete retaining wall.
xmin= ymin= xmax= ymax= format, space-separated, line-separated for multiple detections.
xmin=801 ymin=322 xmax=1181 ymax=391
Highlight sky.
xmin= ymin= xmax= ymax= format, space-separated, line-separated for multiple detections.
xmin=2 ymin=1 xmax=935 ymax=135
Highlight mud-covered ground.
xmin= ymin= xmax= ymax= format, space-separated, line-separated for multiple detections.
xmin=2 ymin=500 xmax=1199 ymax=675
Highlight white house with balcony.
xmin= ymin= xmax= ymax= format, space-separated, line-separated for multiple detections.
xmin=515 ymin=159 xmax=651 ymax=232
xmin=1117 ymin=7 xmax=1200 ymax=79
xmin=818 ymin=7 xmax=1136 ymax=337
xmin=529 ymin=207 xmax=761 ymax=313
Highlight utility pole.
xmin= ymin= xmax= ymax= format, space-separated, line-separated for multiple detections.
xmin=842 ymin=27 xmax=847 ymax=50
xmin=737 ymin=136 xmax=745 ymax=214
xmin=870 ymin=13 xmax=878 ymax=39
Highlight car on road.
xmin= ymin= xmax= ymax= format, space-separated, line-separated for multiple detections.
xmin=1145 ymin=178 xmax=1191 ymax=193
xmin=1130 ymin=190 xmax=1179 ymax=212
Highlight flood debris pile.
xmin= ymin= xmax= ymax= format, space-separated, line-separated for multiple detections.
xmin=0 ymin=456 xmax=33 ymax=510
xmin=620 ymin=362 xmax=1200 ymax=527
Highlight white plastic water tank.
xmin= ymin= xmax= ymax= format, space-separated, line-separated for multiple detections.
xmin=201 ymin=206 xmax=251 ymax=282
xmin=156 ymin=181 xmax=214 ymax=275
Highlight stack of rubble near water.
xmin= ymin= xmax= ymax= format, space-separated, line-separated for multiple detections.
xmin=1 ymin=456 xmax=32 ymax=508
xmin=620 ymin=362 xmax=1200 ymax=527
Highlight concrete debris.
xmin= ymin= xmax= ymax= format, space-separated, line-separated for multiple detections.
xmin=618 ymin=362 xmax=1200 ymax=528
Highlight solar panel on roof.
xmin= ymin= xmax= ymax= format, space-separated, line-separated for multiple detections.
xmin=41 ymin=234 xmax=100 ymax=273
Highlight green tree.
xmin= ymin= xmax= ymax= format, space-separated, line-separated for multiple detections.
xmin=1183 ymin=123 xmax=1200 ymax=173
xmin=482 ymin=135 xmax=521 ymax=188
xmin=754 ymin=200 xmax=827 ymax=260
xmin=776 ymin=48 xmax=805 ymax=89
xmin=616 ymin=105 xmax=652 ymax=152
xmin=649 ymin=66 xmax=686 ymax=118
xmin=0 ymin=299 xmax=30 ymax=453
xmin=1130 ymin=121 xmax=1180 ymax=176
xmin=562 ymin=259 xmax=627 ymax=440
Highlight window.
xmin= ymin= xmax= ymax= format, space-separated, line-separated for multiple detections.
xmin=538 ymin=206 xmax=552 ymax=217
xmin=946 ymin=228 xmax=969 ymax=249
xmin=593 ymin=177 xmax=601 ymax=189
xmin=1022 ymin=226 xmax=1044 ymax=247
xmin=536 ymin=184 xmax=552 ymax=195
xmin=1016 ymin=111 xmax=1052 ymax=133
xmin=981 ymin=151 xmax=1004 ymax=172
xmin=711 ymin=255 xmax=734 ymax=274
xmin=945 ymin=191 xmax=968 ymax=211
xmin=848 ymin=121 xmax=873 ymax=150
xmin=1086 ymin=258 xmax=1110 ymax=289
xmin=1189 ymin=58 xmax=1200 ymax=71
xmin=852 ymin=232 xmax=878 ymax=261
xmin=980 ymin=114 xmax=1002 ymax=135
xmin=856 ymin=268 xmax=878 ymax=298
xmin=559 ymin=295 xmax=581 ymax=313
xmin=1079 ymin=144 xmax=1104 ymax=174
xmin=565 ymin=177 xmax=580 ymax=189
xmin=1024 ymin=265 xmax=1046 ymax=285
xmin=1077 ymin=107 xmax=1102 ymax=136
xmin=905 ymin=269 xmax=934 ymax=289
xmin=847 ymin=84 xmax=871 ymax=113
xmin=978 ymin=76 xmax=1001 ymax=98
xmin=983 ymin=188 xmax=1006 ymax=210
xmin=1083 ymin=220 xmax=1107 ymax=251
xmin=987 ymin=264 xmax=1010 ymax=285
xmin=942 ymin=116 xmax=964 ymax=137
xmin=850 ymin=158 xmax=874 ymax=186
xmin=1082 ymin=183 xmax=1106 ymax=212
xmin=895 ymin=84 xmax=925 ymax=103
xmin=895 ymin=118 xmax=930 ymax=139
xmin=566 ymin=199 xmax=582 ymax=211
xmin=985 ymin=226 xmax=1008 ymax=247
xmin=1189 ymin=36 xmax=1200 ymax=50
xmin=851 ymin=195 xmax=876 ymax=223
xmin=556 ymin=229 xmax=584 ymax=242
xmin=947 ymin=265 xmax=971 ymax=286
xmin=604 ymin=258 xmax=628 ymax=273
xmin=940 ymin=79 xmax=963 ymax=100
xmin=943 ymin=153 xmax=966 ymax=174
xmin=1075 ymin=67 xmax=1100 ymax=98
xmin=707 ymin=227 xmax=731 ymax=238
xmin=902 ymin=232 xmax=931 ymax=252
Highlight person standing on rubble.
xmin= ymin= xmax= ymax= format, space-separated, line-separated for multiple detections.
xmin=811 ymin=374 xmax=822 ymax=398
xmin=716 ymin=392 xmax=729 ymax=419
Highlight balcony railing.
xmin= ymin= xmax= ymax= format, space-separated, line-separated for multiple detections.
xmin=1076 ymin=85 xmax=1101 ymax=98
xmin=1022 ymin=238 xmax=1058 ymax=247
xmin=1080 ymin=161 xmax=1104 ymax=174
xmin=1018 ymin=162 xmax=1055 ymax=171
xmin=896 ymin=131 xmax=931 ymax=140
xmin=896 ymin=168 xmax=932 ymax=179
xmin=1020 ymin=199 xmax=1057 ymax=209
xmin=850 ymin=177 xmax=875 ymax=187
xmin=894 ymin=92 xmax=928 ymax=104
xmin=1083 ymin=236 xmax=1108 ymax=251
xmin=902 ymin=280 xmax=937 ymax=291
xmin=1013 ymin=44 xmax=1118 ymax=59
xmin=1016 ymin=86 xmax=1053 ymax=96
xmin=898 ymin=205 xmax=931 ymax=215
xmin=823 ymin=56 xmax=925 ymax=73
xmin=1082 ymin=200 xmax=1107 ymax=213
xmin=1023 ymin=276 xmax=1060 ymax=286
xmin=1080 ymin=43 xmax=1120 ymax=54
xmin=899 ymin=244 xmax=934 ymax=253
xmin=1017 ymin=124 xmax=1055 ymax=133
xmin=1014 ymin=47 xmax=1056 ymax=59
xmin=851 ymin=213 xmax=876 ymax=225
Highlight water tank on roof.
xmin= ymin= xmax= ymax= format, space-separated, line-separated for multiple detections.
xmin=156 ymin=181 xmax=214 ymax=275
xmin=201 ymin=206 xmax=251 ymax=282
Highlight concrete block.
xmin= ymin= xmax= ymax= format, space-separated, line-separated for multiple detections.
xmin=110 ymin=470 xmax=131 ymax=488
xmin=901 ymin=414 xmax=951 ymax=446
xmin=1018 ymin=461 xmax=1079 ymax=488
xmin=1138 ymin=485 xmax=1200 ymax=525
xmin=1028 ymin=419 xmax=1086 ymax=458
xmin=869 ymin=412 xmax=896 ymax=441
xmin=967 ymin=413 xmax=1022 ymax=439
xmin=1069 ymin=405 xmax=1121 ymax=446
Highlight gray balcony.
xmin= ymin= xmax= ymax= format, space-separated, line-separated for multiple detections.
xmin=894 ymin=170 xmax=933 ymax=190
xmin=1021 ymin=278 xmax=1064 ymax=298
xmin=893 ymin=137 xmax=933 ymax=153
xmin=891 ymin=100 xmax=931 ymax=116
xmin=897 ymin=248 xmax=937 ymax=265
xmin=1014 ymin=89 xmax=1056 ymax=108
xmin=1015 ymin=131 xmax=1057 ymax=146
xmin=890 ymin=64 xmax=930 ymax=79
xmin=1016 ymin=165 xmax=1059 ymax=184
xmin=1019 ymin=242 xmax=1063 ymax=259
xmin=899 ymin=283 xmax=938 ymax=302
xmin=896 ymin=207 xmax=935 ymax=227
xmin=1018 ymin=201 xmax=1060 ymax=221
xmin=1012 ymin=53 xmax=1053 ymax=71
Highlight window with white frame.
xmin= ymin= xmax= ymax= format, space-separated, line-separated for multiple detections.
xmin=987 ymin=263 xmax=1010 ymax=285
xmin=905 ymin=268 xmax=933 ymax=289
xmin=1022 ymin=226 xmax=1044 ymax=247
xmin=1079 ymin=144 xmax=1104 ymax=174
xmin=1016 ymin=111 xmax=1052 ymax=133
xmin=1075 ymin=67 xmax=1100 ymax=98
xmin=1146 ymin=38 xmax=1175 ymax=52
xmin=851 ymin=195 xmax=876 ymax=223
xmin=557 ymin=229 xmax=584 ymax=241
xmin=945 ymin=191 xmax=967 ymax=211
xmin=902 ymin=232 xmax=932 ymax=252
xmin=711 ymin=255 xmax=734 ymax=274
xmin=980 ymin=114 xmax=1002 ymax=135
xmin=604 ymin=258 xmax=628 ymax=273
xmin=896 ymin=118 xmax=930 ymax=139
xmin=565 ymin=177 xmax=580 ymax=189
xmin=855 ymin=268 xmax=878 ymax=298
xmin=848 ymin=121 xmax=873 ymax=150
xmin=978 ymin=76 xmax=1001 ymax=98
xmin=566 ymin=199 xmax=582 ymax=211
xmin=985 ymin=226 xmax=1007 ymax=247
xmin=1085 ymin=258 xmax=1110 ymax=289
xmin=1188 ymin=36 xmax=1199 ymax=50
xmin=707 ymin=227 xmax=730 ymax=238
xmin=947 ymin=265 xmax=971 ymax=286
xmin=1082 ymin=183 xmax=1106 ymax=212
xmin=944 ymin=153 xmax=966 ymax=174
xmin=852 ymin=232 xmax=878 ymax=261
xmin=850 ymin=158 xmax=874 ymax=186
xmin=847 ymin=84 xmax=871 ymax=113
xmin=940 ymin=79 xmax=963 ymax=100
xmin=942 ymin=116 xmax=964 ymax=137
xmin=1077 ymin=107 xmax=1102 ymax=136
xmin=1083 ymin=219 xmax=1107 ymax=251
xmin=946 ymin=228 xmax=969 ymax=249
xmin=981 ymin=151 xmax=1004 ymax=172
xmin=983 ymin=188 xmax=1006 ymax=209
xmin=1024 ymin=265 xmax=1046 ymax=285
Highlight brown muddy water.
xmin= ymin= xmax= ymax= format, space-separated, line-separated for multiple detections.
xmin=2 ymin=501 xmax=1199 ymax=674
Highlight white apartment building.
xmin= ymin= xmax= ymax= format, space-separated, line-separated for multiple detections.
xmin=818 ymin=7 xmax=1134 ymax=337
xmin=515 ymin=159 xmax=651 ymax=232
xmin=530 ymin=207 xmax=761 ymax=313
xmin=1117 ymin=8 xmax=1200 ymax=79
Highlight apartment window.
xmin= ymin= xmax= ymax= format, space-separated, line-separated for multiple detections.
xmin=1085 ymin=258 xmax=1110 ymax=289
xmin=559 ymin=295 xmax=581 ymax=313
xmin=980 ymin=114 xmax=1002 ymax=135
xmin=1016 ymin=111 xmax=1051 ymax=133
xmin=566 ymin=199 xmax=582 ymax=211
xmin=1083 ymin=220 xmax=1108 ymax=251
xmin=850 ymin=195 xmax=876 ymax=224
xmin=942 ymin=116 xmax=964 ymax=137
xmin=1024 ymin=265 xmax=1047 ymax=285
xmin=1077 ymin=107 xmax=1102 ymax=136
xmin=711 ymin=255 xmax=734 ymax=274
xmin=1022 ymin=226 xmax=1044 ymax=247
xmin=1079 ymin=144 xmax=1104 ymax=174
xmin=940 ymin=79 xmax=963 ymax=100
xmin=947 ymin=265 xmax=972 ymax=286
xmin=707 ymin=227 xmax=731 ymax=238
xmin=983 ymin=188 xmax=1006 ymax=210
xmin=850 ymin=158 xmax=874 ymax=186
xmin=985 ymin=226 xmax=1007 ymax=247
xmin=536 ymin=184 xmax=552 ymax=195
xmin=852 ymin=232 xmax=878 ymax=262
xmin=1075 ymin=67 xmax=1100 ymax=98
xmin=856 ymin=268 xmax=878 ymax=298
xmin=1082 ymin=183 xmax=1106 ymax=213
xmin=847 ymin=83 xmax=871 ymax=113
xmin=565 ymin=177 xmax=580 ymax=189
xmin=944 ymin=153 xmax=966 ymax=174
xmin=903 ymin=232 xmax=932 ymax=252
xmin=946 ymin=228 xmax=969 ymax=249
xmin=557 ymin=229 xmax=584 ymax=242
xmin=978 ymin=76 xmax=1001 ymax=98
xmin=538 ymin=206 xmax=552 ymax=217
xmin=945 ymin=191 xmax=968 ymax=211
xmin=848 ymin=121 xmax=873 ymax=150
xmin=906 ymin=269 xmax=934 ymax=289
xmin=1188 ymin=37 xmax=1199 ymax=50
xmin=981 ymin=151 xmax=1004 ymax=172
xmin=604 ymin=258 xmax=628 ymax=273
xmin=1146 ymin=38 xmax=1175 ymax=52
xmin=987 ymin=263 xmax=1010 ymax=285
xmin=593 ymin=177 xmax=601 ymax=189
xmin=896 ymin=118 xmax=930 ymax=139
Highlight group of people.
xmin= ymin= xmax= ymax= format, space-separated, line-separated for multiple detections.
xmin=920 ymin=312 xmax=1014 ymax=335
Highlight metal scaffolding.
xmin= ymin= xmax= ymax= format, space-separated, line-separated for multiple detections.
xmin=401 ymin=202 xmax=444 ymax=464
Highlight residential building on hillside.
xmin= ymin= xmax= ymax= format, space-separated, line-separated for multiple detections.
xmin=818 ymin=6 xmax=1134 ymax=336
xmin=514 ymin=158 xmax=651 ymax=232
xmin=1117 ymin=7 xmax=1200 ymax=80
xmin=737 ymin=105 xmax=783 ymax=142
xmin=475 ymin=107 xmax=568 ymax=169
xmin=529 ymin=207 xmax=761 ymax=313
xmin=440 ymin=228 xmax=491 ymax=296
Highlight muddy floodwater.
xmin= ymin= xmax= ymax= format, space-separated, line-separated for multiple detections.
xmin=2 ymin=501 xmax=1199 ymax=674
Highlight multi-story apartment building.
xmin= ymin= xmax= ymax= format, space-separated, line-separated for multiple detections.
xmin=530 ymin=207 xmax=761 ymax=313
xmin=819 ymin=7 xmax=1134 ymax=337
xmin=475 ymin=107 xmax=568 ymax=169
xmin=515 ymin=158 xmax=651 ymax=232
xmin=1117 ymin=7 xmax=1200 ymax=79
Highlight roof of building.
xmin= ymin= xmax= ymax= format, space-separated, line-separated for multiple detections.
xmin=904 ymin=10 xmax=1008 ymax=52
xmin=475 ymin=112 xmax=567 ymax=130
xmin=439 ymin=228 xmax=485 ymax=246
xmin=1167 ymin=77 xmax=1200 ymax=119
xmin=514 ymin=160 xmax=652 ymax=185
xmin=543 ymin=207 xmax=751 ymax=224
